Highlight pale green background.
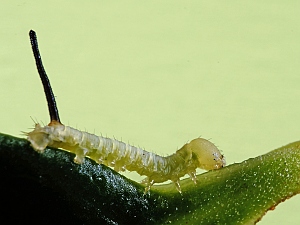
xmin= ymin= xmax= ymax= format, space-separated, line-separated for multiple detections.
xmin=1 ymin=1 xmax=299 ymax=224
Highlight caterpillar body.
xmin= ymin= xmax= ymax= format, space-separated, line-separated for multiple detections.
xmin=26 ymin=30 xmax=226 ymax=193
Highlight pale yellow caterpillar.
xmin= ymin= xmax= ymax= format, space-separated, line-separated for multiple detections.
xmin=26 ymin=30 xmax=226 ymax=193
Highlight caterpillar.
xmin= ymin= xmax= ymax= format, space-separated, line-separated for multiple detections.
xmin=26 ymin=30 xmax=226 ymax=194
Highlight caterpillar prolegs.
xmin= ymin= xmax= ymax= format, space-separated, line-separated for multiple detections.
xmin=26 ymin=30 xmax=226 ymax=194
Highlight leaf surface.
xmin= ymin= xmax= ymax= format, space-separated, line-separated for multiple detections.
xmin=0 ymin=133 xmax=299 ymax=224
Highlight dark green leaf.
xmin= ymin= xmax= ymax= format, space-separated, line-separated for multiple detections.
xmin=0 ymin=133 xmax=299 ymax=224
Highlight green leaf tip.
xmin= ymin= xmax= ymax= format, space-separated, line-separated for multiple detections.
xmin=0 ymin=133 xmax=299 ymax=224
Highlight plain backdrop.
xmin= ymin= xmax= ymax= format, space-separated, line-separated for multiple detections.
xmin=1 ymin=1 xmax=299 ymax=224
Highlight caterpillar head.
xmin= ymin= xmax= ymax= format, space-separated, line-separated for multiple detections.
xmin=187 ymin=138 xmax=226 ymax=170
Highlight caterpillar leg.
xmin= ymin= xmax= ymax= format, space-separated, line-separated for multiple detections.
xmin=141 ymin=177 xmax=154 ymax=194
xmin=141 ymin=177 xmax=183 ymax=194
xmin=188 ymin=171 xmax=197 ymax=184
xmin=172 ymin=180 xmax=182 ymax=194
xmin=113 ymin=162 xmax=126 ymax=172
xmin=74 ymin=147 xmax=89 ymax=164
